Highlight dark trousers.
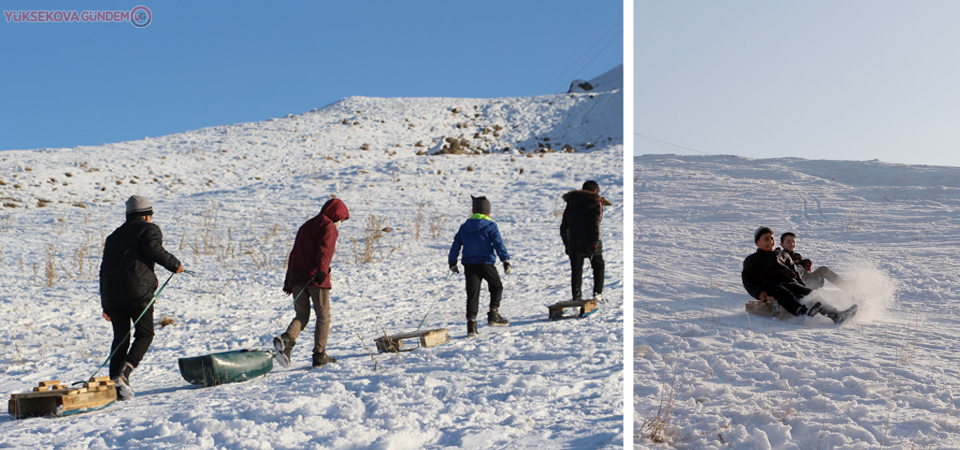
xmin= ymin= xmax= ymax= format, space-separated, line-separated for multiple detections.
xmin=105 ymin=304 xmax=155 ymax=379
xmin=570 ymin=249 xmax=605 ymax=300
xmin=767 ymin=283 xmax=812 ymax=316
xmin=464 ymin=264 xmax=503 ymax=321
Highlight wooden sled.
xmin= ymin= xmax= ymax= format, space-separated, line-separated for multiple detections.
xmin=375 ymin=328 xmax=449 ymax=353
xmin=8 ymin=377 xmax=116 ymax=419
xmin=745 ymin=298 xmax=790 ymax=319
xmin=548 ymin=300 xmax=598 ymax=320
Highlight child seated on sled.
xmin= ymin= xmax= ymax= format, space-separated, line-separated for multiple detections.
xmin=779 ymin=232 xmax=851 ymax=291
xmin=742 ymin=227 xmax=856 ymax=324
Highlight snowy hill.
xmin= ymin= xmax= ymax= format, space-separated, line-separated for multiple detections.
xmin=0 ymin=68 xmax=623 ymax=449
xmin=634 ymin=154 xmax=960 ymax=449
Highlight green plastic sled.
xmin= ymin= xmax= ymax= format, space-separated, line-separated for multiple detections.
xmin=178 ymin=349 xmax=274 ymax=387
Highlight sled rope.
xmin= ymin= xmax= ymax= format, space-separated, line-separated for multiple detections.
xmin=79 ymin=271 xmax=179 ymax=384
xmin=415 ymin=272 xmax=451 ymax=332
xmin=273 ymin=283 xmax=311 ymax=328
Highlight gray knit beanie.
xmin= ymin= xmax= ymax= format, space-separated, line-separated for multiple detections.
xmin=125 ymin=195 xmax=153 ymax=216
xmin=754 ymin=226 xmax=773 ymax=243
xmin=471 ymin=196 xmax=491 ymax=215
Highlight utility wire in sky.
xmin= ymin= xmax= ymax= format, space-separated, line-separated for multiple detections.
xmin=539 ymin=19 xmax=623 ymax=95
xmin=636 ymin=133 xmax=714 ymax=156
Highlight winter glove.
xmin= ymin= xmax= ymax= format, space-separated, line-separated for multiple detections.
xmin=282 ymin=281 xmax=292 ymax=295
xmin=313 ymin=271 xmax=327 ymax=285
xmin=449 ymin=263 xmax=459 ymax=274
xmin=503 ymin=261 xmax=512 ymax=275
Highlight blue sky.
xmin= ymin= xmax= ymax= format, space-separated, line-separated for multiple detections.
xmin=637 ymin=1 xmax=960 ymax=167
xmin=0 ymin=1 xmax=623 ymax=151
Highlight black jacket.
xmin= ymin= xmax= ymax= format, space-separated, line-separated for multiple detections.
xmin=560 ymin=190 xmax=604 ymax=255
xmin=741 ymin=248 xmax=806 ymax=300
xmin=100 ymin=217 xmax=181 ymax=310
xmin=782 ymin=249 xmax=812 ymax=273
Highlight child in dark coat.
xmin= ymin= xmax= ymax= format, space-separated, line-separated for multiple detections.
xmin=560 ymin=180 xmax=609 ymax=303
xmin=100 ymin=196 xmax=184 ymax=400
xmin=449 ymin=196 xmax=512 ymax=336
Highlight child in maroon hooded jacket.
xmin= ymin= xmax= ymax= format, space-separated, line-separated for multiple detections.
xmin=273 ymin=198 xmax=349 ymax=369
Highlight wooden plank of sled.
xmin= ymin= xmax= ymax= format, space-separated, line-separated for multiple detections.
xmin=9 ymin=383 xmax=116 ymax=418
xmin=13 ymin=390 xmax=67 ymax=399
xmin=82 ymin=379 xmax=113 ymax=390
xmin=418 ymin=328 xmax=450 ymax=348
xmin=9 ymin=394 xmax=62 ymax=418
xmin=548 ymin=300 xmax=597 ymax=319
xmin=59 ymin=388 xmax=116 ymax=411
xmin=745 ymin=299 xmax=790 ymax=319
xmin=38 ymin=380 xmax=61 ymax=387
xmin=581 ymin=300 xmax=598 ymax=316
xmin=375 ymin=328 xmax=449 ymax=353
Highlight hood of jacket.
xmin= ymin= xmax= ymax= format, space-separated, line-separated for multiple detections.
xmin=319 ymin=198 xmax=350 ymax=223
xmin=459 ymin=214 xmax=494 ymax=233
xmin=563 ymin=189 xmax=601 ymax=207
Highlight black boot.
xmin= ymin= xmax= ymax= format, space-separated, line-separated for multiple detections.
xmin=312 ymin=351 xmax=337 ymax=368
xmin=488 ymin=310 xmax=510 ymax=326
xmin=467 ymin=320 xmax=478 ymax=337
xmin=824 ymin=304 xmax=858 ymax=324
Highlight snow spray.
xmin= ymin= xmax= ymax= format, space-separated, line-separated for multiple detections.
xmin=829 ymin=259 xmax=898 ymax=323
xmin=847 ymin=261 xmax=897 ymax=322
xmin=799 ymin=259 xmax=896 ymax=325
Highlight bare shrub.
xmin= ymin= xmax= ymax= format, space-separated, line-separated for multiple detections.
xmin=356 ymin=332 xmax=380 ymax=372
xmin=414 ymin=201 xmax=425 ymax=240
xmin=639 ymin=353 xmax=682 ymax=445
xmin=429 ymin=213 xmax=447 ymax=239
xmin=249 ymin=238 xmax=282 ymax=271
xmin=45 ymin=245 xmax=56 ymax=287
xmin=352 ymin=215 xmax=388 ymax=264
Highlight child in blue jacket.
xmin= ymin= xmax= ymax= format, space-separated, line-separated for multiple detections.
xmin=449 ymin=196 xmax=512 ymax=336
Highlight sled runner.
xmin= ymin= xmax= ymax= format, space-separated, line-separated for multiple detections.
xmin=548 ymin=300 xmax=598 ymax=320
xmin=375 ymin=328 xmax=450 ymax=353
xmin=8 ymin=377 xmax=116 ymax=419
xmin=178 ymin=349 xmax=274 ymax=387
xmin=745 ymin=298 xmax=788 ymax=319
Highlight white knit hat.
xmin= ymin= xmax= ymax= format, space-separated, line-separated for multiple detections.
xmin=125 ymin=195 xmax=153 ymax=216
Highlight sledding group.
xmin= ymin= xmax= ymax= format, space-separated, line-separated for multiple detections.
xmin=742 ymin=226 xmax=858 ymax=324
xmin=98 ymin=180 xmax=610 ymax=400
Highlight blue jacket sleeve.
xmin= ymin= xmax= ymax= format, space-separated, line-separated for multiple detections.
xmin=489 ymin=223 xmax=510 ymax=262
xmin=448 ymin=229 xmax=462 ymax=265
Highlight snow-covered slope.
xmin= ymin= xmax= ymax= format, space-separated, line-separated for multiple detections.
xmin=635 ymin=154 xmax=960 ymax=449
xmin=0 ymin=68 xmax=623 ymax=449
